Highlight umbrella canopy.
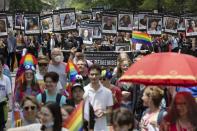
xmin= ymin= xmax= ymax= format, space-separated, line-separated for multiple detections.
xmin=119 ymin=52 xmax=197 ymax=87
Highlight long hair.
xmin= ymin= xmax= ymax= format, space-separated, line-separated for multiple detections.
xmin=164 ymin=92 xmax=197 ymax=127
xmin=116 ymin=58 xmax=132 ymax=78
xmin=44 ymin=102 xmax=62 ymax=131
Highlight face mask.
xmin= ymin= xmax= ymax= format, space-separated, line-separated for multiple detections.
xmin=54 ymin=55 xmax=62 ymax=63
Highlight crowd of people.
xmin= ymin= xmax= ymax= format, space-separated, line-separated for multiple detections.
xmin=0 ymin=28 xmax=197 ymax=131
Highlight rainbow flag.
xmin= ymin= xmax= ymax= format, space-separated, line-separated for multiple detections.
xmin=64 ymin=101 xmax=83 ymax=131
xmin=19 ymin=53 xmax=37 ymax=66
xmin=132 ymin=31 xmax=152 ymax=46
xmin=66 ymin=60 xmax=79 ymax=83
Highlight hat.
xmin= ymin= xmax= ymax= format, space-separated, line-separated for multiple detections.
xmin=101 ymin=70 xmax=112 ymax=79
xmin=19 ymin=53 xmax=37 ymax=72
xmin=38 ymin=55 xmax=49 ymax=63
xmin=71 ymin=83 xmax=84 ymax=92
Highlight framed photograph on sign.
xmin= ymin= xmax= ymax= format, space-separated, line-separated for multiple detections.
xmin=178 ymin=18 xmax=185 ymax=31
xmin=60 ymin=12 xmax=76 ymax=30
xmin=7 ymin=15 xmax=13 ymax=29
xmin=102 ymin=15 xmax=117 ymax=34
xmin=163 ymin=16 xmax=179 ymax=34
xmin=185 ymin=18 xmax=197 ymax=37
xmin=92 ymin=8 xmax=103 ymax=21
xmin=93 ymin=26 xmax=102 ymax=39
xmin=41 ymin=15 xmax=53 ymax=33
xmin=53 ymin=14 xmax=61 ymax=31
xmin=115 ymin=43 xmax=131 ymax=51
xmin=15 ymin=14 xmax=24 ymax=30
xmin=139 ymin=14 xmax=148 ymax=30
xmin=133 ymin=15 xmax=139 ymax=30
xmin=24 ymin=16 xmax=40 ymax=35
xmin=147 ymin=17 xmax=162 ymax=35
xmin=0 ymin=18 xmax=7 ymax=36
xmin=118 ymin=14 xmax=133 ymax=31
xmin=79 ymin=27 xmax=93 ymax=44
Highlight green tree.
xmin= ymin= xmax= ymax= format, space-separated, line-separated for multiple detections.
xmin=9 ymin=0 xmax=45 ymax=12
xmin=140 ymin=0 xmax=197 ymax=13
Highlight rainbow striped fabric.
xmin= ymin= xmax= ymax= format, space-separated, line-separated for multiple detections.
xmin=132 ymin=31 xmax=152 ymax=46
xmin=63 ymin=101 xmax=83 ymax=131
xmin=66 ymin=60 xmax=79 ymax=83
xmin=19 ymin=53 xmax=37 ymax=66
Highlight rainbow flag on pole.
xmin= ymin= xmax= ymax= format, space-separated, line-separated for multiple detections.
xmin=132 ymin=31 xmax=152 ymax=46
xmin=66 ymin=60 xmax=79 ymax=83
xmin=63 ymin=101 xmax=83 ymax=131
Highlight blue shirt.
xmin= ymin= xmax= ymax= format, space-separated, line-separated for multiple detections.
xmin=36 ymin=90 xmax=66 ymax=106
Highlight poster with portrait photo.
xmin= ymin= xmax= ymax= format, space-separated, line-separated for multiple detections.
xmin=81 ymin=11 xmax=92 ymax=21
xmin=133 ymin=14 xmax=139 ymax=30
xmin=53 ymin=10 xmax=61 ymax=32
xmin=163 ymin=16 xmax=179 ymax=34
xmin=147 ymin=16 xmax=162 ymax=35
xmin=60 ymin=9 xmax=76 ymax=31
xmin=138 ymin=14 xmax=148 ymax=30
xmin=115 ymin=43 xmax=131 ymax=51
xmin=15 ymin=13 xmax=24 ymax=30
xmin=185 ymin=18 xmax=197 ymax=37
xmin=89 ymin=20 xmax=102 ymax=39
xmin=79 ymin=27 xmax=93 ymax=44
xmin=177 ymin=17 xmax=185 ymax=32
xmin=102 ymin=14 xmax=117 ymax=34
xmin=40 ymin=14 xmax=53 ymax=33
xmin=24 ymin=14 xmax=40 ymax=35
xmin=118 ymin=13 xmax=133 ymax=31
xmin=92 ymin=8 xmax=103 ymax=21
xmin=7 ymin=15 xmax=13 ymax=29
xmin=0 ymin=17 xmax=8 ymax=37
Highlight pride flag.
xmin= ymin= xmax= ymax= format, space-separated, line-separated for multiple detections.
xmin=66 ymin=60 xmax=79 ymax=83
xmin=19 ymin=53 xmax=37 ymax=66
xmin=64 ymin=101 xmax=83 ymax=131
xmin=132 ymin=31 xmax=152 ymax=46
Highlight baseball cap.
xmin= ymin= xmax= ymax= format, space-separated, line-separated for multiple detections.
xmin=71 ymin=83 xmax=84 ymax=92
xmin=101 ymin=69 xmax=113 ymax=79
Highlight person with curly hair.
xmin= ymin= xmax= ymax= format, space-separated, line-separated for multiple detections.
xmin=139 ymin=86 xmax=166 ymax=131
xmin=160 ymin=92 xmax=197 ymax=131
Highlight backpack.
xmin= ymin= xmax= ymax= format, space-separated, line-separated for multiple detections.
xmin=41 ymin=91 xmax=62 ymax=105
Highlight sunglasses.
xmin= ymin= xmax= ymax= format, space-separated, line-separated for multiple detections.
xmin=24 ymin=65 xmax=36 ymax=71
xmin=23 ymin=106 xmax=36 ymax=111
xmin=38 ymin=63 xmax=48 ymax=67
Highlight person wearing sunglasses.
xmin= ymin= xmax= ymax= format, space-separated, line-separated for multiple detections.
xmin=8 ymin=102 xmax=68 ymax=131
xmin=36 ymin=55 xmax=63 ymax=93
xmin=19 ymin=96 xmax=40 ymax=126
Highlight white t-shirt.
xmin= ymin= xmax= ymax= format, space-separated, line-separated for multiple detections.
xmin=0 ymin=74 xmax=11 ymax=102
xmin=7 ymin=123 xmax=68 ymax=131
xmin=83 ymin=83 xmax=113 ymax=131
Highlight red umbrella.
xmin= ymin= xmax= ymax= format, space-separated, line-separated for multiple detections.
xmin=119 ymin=52 xmax=197 ymax=87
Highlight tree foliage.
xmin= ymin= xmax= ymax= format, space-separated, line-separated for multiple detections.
xmin=8 ymin=0 xmax=197 ymax=13
xmin=9 ymin=0 xmax=47 ymax=12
